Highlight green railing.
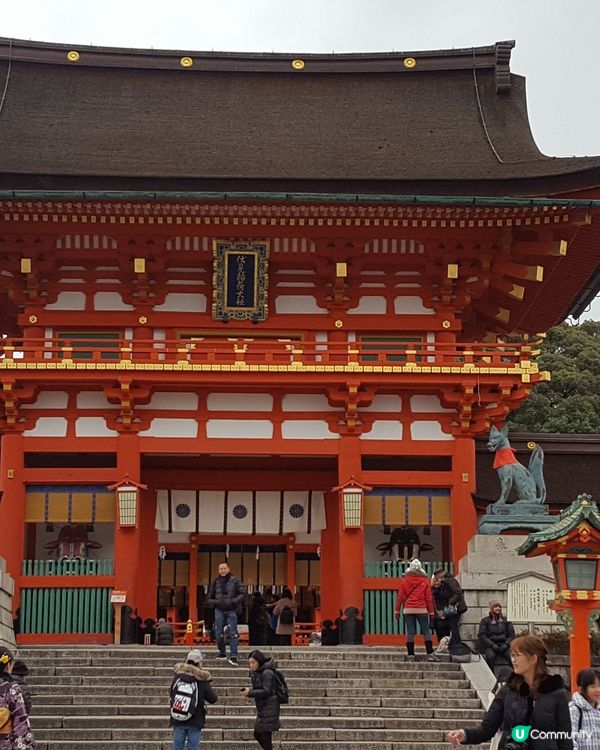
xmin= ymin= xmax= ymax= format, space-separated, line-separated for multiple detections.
xmin=21 ymin=559 xmax=114 ymax=576
xmin=363 ymin=560 xmax=454 ymax=635
xmin=364 ymin=560 xmax=453 ymax=578
xmin=19 ymin=587 xmax=113 ymax=634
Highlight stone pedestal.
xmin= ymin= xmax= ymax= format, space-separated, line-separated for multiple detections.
xmin=478 ymin=502 xmax=556 ymax=535
xmin=457 ymin=534 xmax=556 ymax=641
xmin=0 ymin=557 xmax=16 ymax=651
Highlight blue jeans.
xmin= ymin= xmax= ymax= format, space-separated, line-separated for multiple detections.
xmin=214 ymin=609 xmax=239 ymax=658
xmin=404 ymin=613 xmax=431 ymax=642
xmin=173 ymin=724 xmax=201 ymax=750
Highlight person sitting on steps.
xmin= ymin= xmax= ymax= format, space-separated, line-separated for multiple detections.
xmin=478 ymin=601 xmax=515 ymax=674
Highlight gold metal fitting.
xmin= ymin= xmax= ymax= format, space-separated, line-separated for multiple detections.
xmin=180 ymin=56 xmax=193 ymax=68
xmin=334 ymin=319 xmax=344 ymax=329
xmin=403 ymin=57 xmax=416 ymax=69
xmin=442 ymin=320 xmax=452 ymax=329
xmin=67 ymin=51 xmax=80 ymax=62
xmin=292 ymin=59 xmax=305 ymax=70
xmin=138 ymin=316 xmax=148 ymax=325
xmin=20 ymin=258 xmax=32 ymax=274
xmin=28 ymin=315 xmax=38 ymax=324
xmin=527 ymin=441 xmax=537 ymax=450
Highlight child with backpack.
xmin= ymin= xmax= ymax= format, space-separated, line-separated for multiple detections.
xmin=241 ymin=649 xmax=288 ymax=750
xmin=169 ymin=649 xmax=217 ymax=750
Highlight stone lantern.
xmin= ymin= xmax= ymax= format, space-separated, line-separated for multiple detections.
xmin=517 ymin=494 xmax=600 ymax=689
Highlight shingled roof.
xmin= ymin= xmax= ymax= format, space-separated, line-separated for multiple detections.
xmin=1 ymin=37 xmax=600 ymax=195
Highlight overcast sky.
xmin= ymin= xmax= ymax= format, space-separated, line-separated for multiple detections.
xmin=3 ymin=0 xmax=600 ymax=319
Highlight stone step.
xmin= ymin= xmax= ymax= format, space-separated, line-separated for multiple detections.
xmin=35 ymin=743 xmax=453 ymax=750
xmin=33 ymin=694 xmax=482 ymax=708
xmin=35 ymin=728 xmax=453 ymax=742
xmin=32 ymin=704 xmax=485 ymax=719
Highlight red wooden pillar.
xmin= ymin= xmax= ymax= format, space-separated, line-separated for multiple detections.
xmin=320 ymin=436 xmax=364 ymax=624
xmin=0 ymin=432 xmax=25 ymax=609
xmin=451 ymin=437 xmax=477 ymax=570
xmin=569 ymin=605 xmax=592 ymax=692
xmin=113 ymin=432 xmax=142 ymax=615
xmin=136 ymin=487 xmax=159 ymax=621
xmin=188 ymin=541 xmax=198 ymax=625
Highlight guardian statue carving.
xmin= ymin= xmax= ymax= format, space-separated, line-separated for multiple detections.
xmin=487 ymin=425 xmax=546 ymax=513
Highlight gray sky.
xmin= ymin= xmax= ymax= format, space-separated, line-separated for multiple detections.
xmin=3 ymin=0 xmax=600 ymax=319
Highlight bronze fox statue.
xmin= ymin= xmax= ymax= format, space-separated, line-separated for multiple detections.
xmin=487 ymin=425 xmax=546 ymax=510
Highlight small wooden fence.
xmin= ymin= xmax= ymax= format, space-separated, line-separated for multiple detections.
xmin=19 ymin=559 xmax=114 ymax=635
xmin=363 ymin=560 xmax=453 ymax=636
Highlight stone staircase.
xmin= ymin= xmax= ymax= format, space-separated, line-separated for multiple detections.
xmin=18 ymin=645 xmax=487 ymax=749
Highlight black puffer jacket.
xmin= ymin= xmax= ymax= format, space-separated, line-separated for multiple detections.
xmin=169 ymin=662 xmax=218 ymax=729
xmin=439 ymin=573 xmax=467 ymax=613
xmin=249 ymin=660 xmax=281 ymax=732
xmin=207 ymin=574 xmax=245 ymax=613
xmin=462 ymin=673 xmax=573 ymax=749
xmin=478 ymin=615 xmax=515 ymax=648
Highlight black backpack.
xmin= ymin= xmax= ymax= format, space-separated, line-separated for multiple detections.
xmin=170 ymin=676 xmax=199 ymax=721
xmin=279 ymin=606 xmax=294 ymax=625
xmin=273 ymin=669 xmax=289 ymax=704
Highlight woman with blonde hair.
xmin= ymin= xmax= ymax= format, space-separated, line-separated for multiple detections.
xmin=0 ymin=647 xmax=36 ymax=749
xmin=447 ymin=635 xmax=572 ymax=749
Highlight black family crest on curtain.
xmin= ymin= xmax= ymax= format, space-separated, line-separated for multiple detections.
xmin=212 ymin=240 xmax=269 ymax=321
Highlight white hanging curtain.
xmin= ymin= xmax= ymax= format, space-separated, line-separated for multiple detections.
xmin=155 ymin=489 xmax=326 ymax=534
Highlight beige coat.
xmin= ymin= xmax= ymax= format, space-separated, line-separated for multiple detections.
xmin=273 ymin=597 xmax=298 ymax=635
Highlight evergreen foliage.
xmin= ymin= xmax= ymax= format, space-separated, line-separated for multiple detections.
xmin=507 ymin=321 xmax=600 ymax=433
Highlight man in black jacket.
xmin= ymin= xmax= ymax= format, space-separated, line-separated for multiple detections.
xmin=207 ymin=562 xmax=245 ymax=666
xmin=478 ymin=600 xmax=515 ymax=671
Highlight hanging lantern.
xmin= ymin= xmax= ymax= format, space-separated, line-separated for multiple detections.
xmin=332 ymin=476 xmax=372 ymax=530
xmin=108 ymin=477 xmax=147 ymax=528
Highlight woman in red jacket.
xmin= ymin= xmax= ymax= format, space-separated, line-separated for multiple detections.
xmin=394 ymin=559 xmax=439 ymax=661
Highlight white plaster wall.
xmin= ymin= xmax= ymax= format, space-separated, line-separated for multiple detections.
xmin=93 ymin=292 xmax=134 ymax=311
xmin=281 ymin=394 xmax=342 ymax=412
xmin=275 ymin=296 xmax=327 ymax=314
xmin=153 ymin=294 xmax=207 ymax=312
xmin=77 ymin=392 xmax=115 ymax=409
xmin=207 ymin=394 xmax=273 ymax=412
xmin=410 ymin=421 xmax=454 ymax=441
xmin=362 ymin=395 xmax=402 ymax=413
xmin=21 ymin=391 xmax=69 ymax=410
xmin=361 ymin=421 xmax=404 ymax=440
xmin=394 ymin=296 xmax=434 ymax=315
xmin=281 ymin=421 xmax=337 ymax=439
xmin=44 ymin=292 xmax=86 ymax=310
xmin=138 ymin=393 xmax=199 ymax=410
xmin=206 ymin=420 xmax=273 ymax=439
xmin=347 ymin=296 xmax=387 ymax=315
xmin=23 ymin=417 xmax=68 ymax=437
xmin=139 ymin=419 xmax=199 ymax=438
xmin=75 ymin=418 xmax=118 ymax=437
xmin=410 ymin=395 xmax=455 ymax=413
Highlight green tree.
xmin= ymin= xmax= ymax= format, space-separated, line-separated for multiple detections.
xmin=507 ymin=321 xmax=600 ymax=433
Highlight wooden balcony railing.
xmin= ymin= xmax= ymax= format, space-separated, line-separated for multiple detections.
xmin=0 ymin=336 xmax=541 ymax=373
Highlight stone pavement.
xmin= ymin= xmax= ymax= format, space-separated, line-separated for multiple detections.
xmin=18 ymin=645 xmax=488 ymax=749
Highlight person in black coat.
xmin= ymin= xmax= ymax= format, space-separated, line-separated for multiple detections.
xmin=240 ymin=649 xmax=281 ymax=750
xmin=169 ymin=649 xmax=218 ymax=750
xmin=478 ymin=601 xmax=515 ymax=672
xmin=432 ymin=569 xmax=467 ymax=646
xmin=155 ymin=617 xmax=175 ymax=646
xmin=248 ymin=593 xmax=269 ymax=646
xmin=447 ymin=635 xmax=573 ymax=750
xmin=207 ymin=561 xmax=245 ymax=665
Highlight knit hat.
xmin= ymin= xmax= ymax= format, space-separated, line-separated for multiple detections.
xmin=408 ymin=559 xmax=423 ymax=572
xmin=489 ymin=600 xmax=502 ymax=610
xmin=11 ymin=660 xmax=28 ymax=676
xmin=186 ymin=649 xmax=203 ymax=665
